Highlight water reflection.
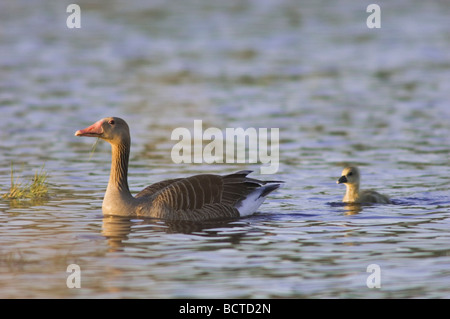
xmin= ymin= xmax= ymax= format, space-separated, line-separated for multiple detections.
xmin=343 ymin=203 xmax=363 ymax=215
xmin=1 ymin=0 xmax=449 ymax=298
xmin=101 ymin=216 xmax=133 ymax=250
xmin=328 ymin=201 xmax=363 ymax=215
xmin=2 ymin=197 xmax=50 ymax=209
xmin=101 ymin=215 xmax=245 ymax=250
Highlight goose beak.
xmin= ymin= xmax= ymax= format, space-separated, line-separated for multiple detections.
xmin=75 ymin=119 xmax=104 ymax=137
xmin=337 ymin=176 xmax=347 ymax=184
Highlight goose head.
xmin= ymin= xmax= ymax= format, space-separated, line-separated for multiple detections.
xmin=75 ymin=117 xmax=130 ymax=145
xmin=337 ymin=166 xmax=360 ymax=186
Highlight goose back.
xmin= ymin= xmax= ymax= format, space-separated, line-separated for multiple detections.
xmin=135 ymin=170 xmax=281 ymax=220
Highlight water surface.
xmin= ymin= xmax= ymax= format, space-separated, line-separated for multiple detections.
xmin=0 ymin=0 xmax=449 ymax=298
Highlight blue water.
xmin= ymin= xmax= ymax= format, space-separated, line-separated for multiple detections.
xmin=0 ymin=0 xmax=449 ymax=298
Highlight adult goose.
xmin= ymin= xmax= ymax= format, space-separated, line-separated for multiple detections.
xmin=75 ymin=117 xmax=281 ymax=221
xmin=337 ymin=166 xmax=391 ymax=204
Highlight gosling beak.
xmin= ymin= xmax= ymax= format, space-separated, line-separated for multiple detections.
xmin=337 ymin=175 xmax=347 ymax=184
xmin=75 ymin=119 xmax=104 ymax=137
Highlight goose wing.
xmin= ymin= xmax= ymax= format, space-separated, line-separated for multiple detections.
xmin=360 ymin=190 xmax=391 ymax=204
xmin=135 ymin=178 xmax=183 ymax=199
xmin=144 ymin=170 xmax=280 ymax=221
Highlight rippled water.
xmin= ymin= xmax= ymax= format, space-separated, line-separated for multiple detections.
xmin=1 ymin=0 xmax=449 ymax=298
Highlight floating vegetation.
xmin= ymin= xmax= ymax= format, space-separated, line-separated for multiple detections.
xmin=2 ymin=164 xmax=49 ymax=200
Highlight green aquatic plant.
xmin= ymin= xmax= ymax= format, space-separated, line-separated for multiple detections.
xmin=89 ymin=137 xmax=100 ymax=161
xmin=2 ymin=164 xmax=49 ymax=200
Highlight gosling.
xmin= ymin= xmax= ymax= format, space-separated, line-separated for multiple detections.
xmin=337 ymin=166 xmax=391 ymax=204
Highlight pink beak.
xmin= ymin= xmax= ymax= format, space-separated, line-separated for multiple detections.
xmin=75 ymin=119 xmax=104 ymax=137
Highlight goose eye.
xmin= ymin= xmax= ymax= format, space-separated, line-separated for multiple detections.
xmin=348 ymin=172 xmax=353 ymax=176
xmin=108 ymin=120 xmax=115 ymax=125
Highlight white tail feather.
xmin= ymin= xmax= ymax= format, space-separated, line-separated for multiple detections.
xmin=235 ymin=185 xmax=278 ymax=216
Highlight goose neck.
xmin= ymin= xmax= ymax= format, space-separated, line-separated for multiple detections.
xmin=109 ymin=141 xmax=130 ymax=194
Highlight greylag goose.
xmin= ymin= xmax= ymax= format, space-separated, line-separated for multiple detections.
xmin=337 ymin=166 xmax=391 ymax=204
xmin=75 ymin=117 xmax=281 ymax=221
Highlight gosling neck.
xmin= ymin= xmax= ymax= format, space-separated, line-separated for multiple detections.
xmin=343 ymin=183 xmax=360 ymax=203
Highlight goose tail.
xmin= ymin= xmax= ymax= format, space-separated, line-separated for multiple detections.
xmin=235 ymin=183 xmax=281 ymax=216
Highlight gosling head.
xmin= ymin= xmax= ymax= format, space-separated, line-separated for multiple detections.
xmin=337 ymin=166 xmax=361 ymax=186
xmin=75 ymin=117 xmax=130 ymax=145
